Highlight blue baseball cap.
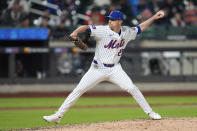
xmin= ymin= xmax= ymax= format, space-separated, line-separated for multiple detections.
xmin=106 ymin=10 xmax=124 ymax=20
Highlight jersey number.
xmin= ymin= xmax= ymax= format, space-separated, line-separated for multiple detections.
xmin=118 ymin=49 xmax=124 ymax=56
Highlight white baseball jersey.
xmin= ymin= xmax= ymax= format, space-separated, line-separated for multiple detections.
xmin=88 ymin=25 xmax=138 ymax=64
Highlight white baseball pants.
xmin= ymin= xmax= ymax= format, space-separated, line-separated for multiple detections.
xmin=57 ymin=63 xmax=152 ymax=117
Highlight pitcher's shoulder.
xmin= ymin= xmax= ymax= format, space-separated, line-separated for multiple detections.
xmin=122 ymin=26 xmax=138 ymax=33
xmin=91 ymin=25 xmax=108 ymax=30
xmin=122 ymin=26 xmax=137 ymax=30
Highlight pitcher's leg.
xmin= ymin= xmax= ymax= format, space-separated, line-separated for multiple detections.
xmin=109 ymin=65 xmax=152 ymax=114
xmin=56 ymin=66 xmax=105 ymax=117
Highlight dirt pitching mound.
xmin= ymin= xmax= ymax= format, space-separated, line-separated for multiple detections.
xmin=29 ymin=118 xmax=197 ymax=131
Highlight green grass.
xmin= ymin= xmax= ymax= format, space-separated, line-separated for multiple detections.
xmin=0 ymin=96 xmax=197 ymax=130
xmin=0 ymin=96 xmax=197 ymax=108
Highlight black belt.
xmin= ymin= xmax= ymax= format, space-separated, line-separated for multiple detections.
xmin=93 ymin=60 xmax=114 ymax=67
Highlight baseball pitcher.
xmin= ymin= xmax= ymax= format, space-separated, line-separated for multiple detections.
xmin=43 ymin=10 xmax=165 ymax=123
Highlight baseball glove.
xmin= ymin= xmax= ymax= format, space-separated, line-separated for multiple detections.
xmin=68 ymin=36 xmax=88 ymax=50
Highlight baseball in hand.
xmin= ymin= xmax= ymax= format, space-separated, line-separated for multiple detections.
xmin=159 ymin=11 xmax=165 ymax=17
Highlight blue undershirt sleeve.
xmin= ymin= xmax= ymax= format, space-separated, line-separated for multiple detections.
xmin=85 ymin=28 xmax=91 ymax=34
xmin=136 ymin=25 xmax=141 ymax=35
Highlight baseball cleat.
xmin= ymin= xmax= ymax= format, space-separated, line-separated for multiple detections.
xmin=148 ymin=111 xmax=162 ymax=120
xmin=43 ymin=114 xmax=61 ymax=123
